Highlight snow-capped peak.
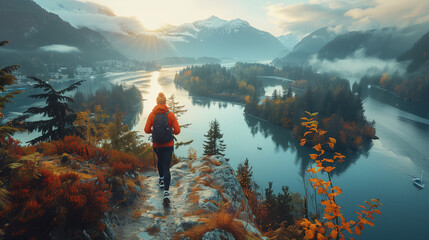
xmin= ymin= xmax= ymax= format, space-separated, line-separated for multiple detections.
xmin=194 ymin=16 xmax=228 ymax=29
xmin=225 ymin=18 xmax=250 ymax=27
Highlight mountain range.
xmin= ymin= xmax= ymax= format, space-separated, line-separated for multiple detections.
xmin=0 ymin=0 xmax=125 ymax=73
xmin=272 ymin=23 xmax=429 ymax=73
xmin=103 ymin=16 xmax=285 ymax=61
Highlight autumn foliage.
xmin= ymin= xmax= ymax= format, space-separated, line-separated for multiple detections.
xmin=298 ymin=112 xmax=383 ymax=240
xmin=0 ymin=166 xmax=110 ymax=239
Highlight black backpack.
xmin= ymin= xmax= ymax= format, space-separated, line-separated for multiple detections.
xmin=152 ymin=111 xmax=175 ymax=143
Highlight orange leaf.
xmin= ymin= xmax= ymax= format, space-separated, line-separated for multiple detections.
xmin=317 ymin=188 xmax=325 ymax=194
xmin=330 ymin=229 xmax=338 ymax=239
xmin=358 ymin=205 xmax=366 ymax=210
xmin=328 ymin=142 xmax=334 ymax=149
xmin=373 ymin=209 xmax=381 ymax=215
xmin=354 ymin=226 xmax=361 ymax=235
xmin=326 ymin=222 xmax=335 ymax=228
xmin=305 ymin=229 xmax=315 ymax=239
xmin=317 ymin=233 xmax=325 ymax=240
xmin=329 ymin=137 xmax=336 ymax=143
xmin=304 ymin=131 xmax=312 ymax=136
xmin=319 ymin=130 xmax=327 ymax=135
xmin=324 ymin=166 xmax=336 ymax=173
xmin=310 ymin=154 xmax=318 ymax=160
xmin=308 ymin=178 xmax=318 ymax=183
xmin=313 ymin=144 xmax=322 ymax=152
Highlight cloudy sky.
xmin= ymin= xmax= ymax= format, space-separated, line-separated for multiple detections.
xmin=34 ymin=0 xmax=429 ymax=37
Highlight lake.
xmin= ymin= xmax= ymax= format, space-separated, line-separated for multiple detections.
xmin=12 ymin=65 xmax=429 ymax=239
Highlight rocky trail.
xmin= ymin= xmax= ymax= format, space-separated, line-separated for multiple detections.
xmin=114 ymin=156 xmax=264 ymax=240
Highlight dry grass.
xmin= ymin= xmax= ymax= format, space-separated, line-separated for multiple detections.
xmin=212 ymin=159 xmax=222 ymax=166
xmin=189 ymin=185 xmax=202 ymax=203
xmin=146 ymin=226 xmax=161 ymax=236
xmin=175 ymin=210 xmax=246 ymax=240
xmin=183 ymin=209 xmax=207 ymax=217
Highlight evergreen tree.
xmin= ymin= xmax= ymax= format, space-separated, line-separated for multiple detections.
xmin=17 ymin=77 xmax=83 ymax=144
xmin=167 ymin=94 xmax=193 ymax=148
xmin=203 ymin=119 xmax=226 ymax=156
xmin=236 ymin=158 xmax=253 ymax=192
xmin=263 ymin=182 xmax=294 ymax=231
xmin=0 ymin=41 xmax=22 ymax=146
xmin=0 ymin=40 xmax=25 ymax=208
xmin=103 ymin=113 xmax=146 ymax=157
xmin=0 ymin=41 xmax=24 ymax=159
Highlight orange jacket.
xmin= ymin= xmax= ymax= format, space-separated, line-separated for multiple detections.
xmin=144 ymin=104 xmax=180 ymax=148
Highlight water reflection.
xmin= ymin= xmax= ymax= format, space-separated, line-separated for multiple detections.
xmin=243 ymin=112 xmax=373 ymax=177
xmin=362 ymin=86 xmax=429 ymax=119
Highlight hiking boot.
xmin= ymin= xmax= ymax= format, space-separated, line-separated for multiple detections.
xmin=158 ymin=179 xmax=164 ymax=188
xmin=163 ymin=191 xmax=170 ymax=206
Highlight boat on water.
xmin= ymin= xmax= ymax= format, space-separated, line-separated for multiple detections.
xmin=412 ymin=170 xmax=424 ymax=189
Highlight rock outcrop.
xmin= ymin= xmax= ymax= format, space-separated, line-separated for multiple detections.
xmin=116 ymin=156 xmax=264 ymax=239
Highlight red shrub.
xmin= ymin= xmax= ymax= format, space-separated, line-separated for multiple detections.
xmin=108 ymin=150 xmax=143 ymax=175
xmin=0 ymin=169 xmax=111 ymax=239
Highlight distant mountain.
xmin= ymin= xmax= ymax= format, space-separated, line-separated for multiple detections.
xmin=277 ymin=34 xmax=299 ymax=51
xmin=160 ymin=16 xmax=285 ymax=59
xmin=0 ymin=0 xmax=124 ymax=73
xmin=317 ymin=24 xmax=429 ymax=61
xmin=398 ymin=30 xmax=429 ymax=72
xmin=272 ymin=27 xmax=338 ymax=66
xmin=100 ymin=31 xmax=178 ymax=61
xmin=101 ymin=16 xmax=285 ymax=61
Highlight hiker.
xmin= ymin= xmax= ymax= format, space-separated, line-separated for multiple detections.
xmin=144 ymin=92 xmax=180 ymax=205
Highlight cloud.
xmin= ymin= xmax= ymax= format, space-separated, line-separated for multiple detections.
xmin=309 ymin=49 xmax=407 ymax=82
xmin=267 ymin=0 xmax=429 ymax=37
xmin=34 ymin=0 xmax=146 ymax=35
xmin=39 ymin=44 xmax=81 ymax=53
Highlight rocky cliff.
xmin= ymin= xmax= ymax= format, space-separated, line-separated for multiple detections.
xmin=115 ymin=155 xmax=264 ymax=240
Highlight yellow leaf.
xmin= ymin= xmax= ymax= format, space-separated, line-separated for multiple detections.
xmin=301 ymin=122 xmax=309 ymax=126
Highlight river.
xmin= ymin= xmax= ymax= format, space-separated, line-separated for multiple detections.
xmin=11 ymin=65 xmax=429 ymax=239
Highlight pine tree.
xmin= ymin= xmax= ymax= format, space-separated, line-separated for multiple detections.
xmin=167 ymin=94 xmax=193 ymax=148
xmin=167 ymin=94 xmax=190 ymax=128
xmin=203 ymin=119 xmax=226 ymax=156
xmin=17 ymin=77 xmax=83 ymax=144
xmin=0 ymin=40 xmax=25 ymax=208
xmin=0 ymin=41 xmax=24 ymax=159
xmin=0 ymin=41 xmax=22 ymax=146
xmin=236 ymin=158 xmax=253 ymax=192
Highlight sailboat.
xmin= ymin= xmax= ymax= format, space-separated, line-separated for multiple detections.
xmin=412 ymin=170 xmax=424 ymax=189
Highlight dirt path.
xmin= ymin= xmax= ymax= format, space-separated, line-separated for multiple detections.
xmin=115 ymin=157 xmax=264 ymax=240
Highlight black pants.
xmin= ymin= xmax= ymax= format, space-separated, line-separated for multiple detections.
xmin=154 ymin=146 xmax=173 ymax=191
